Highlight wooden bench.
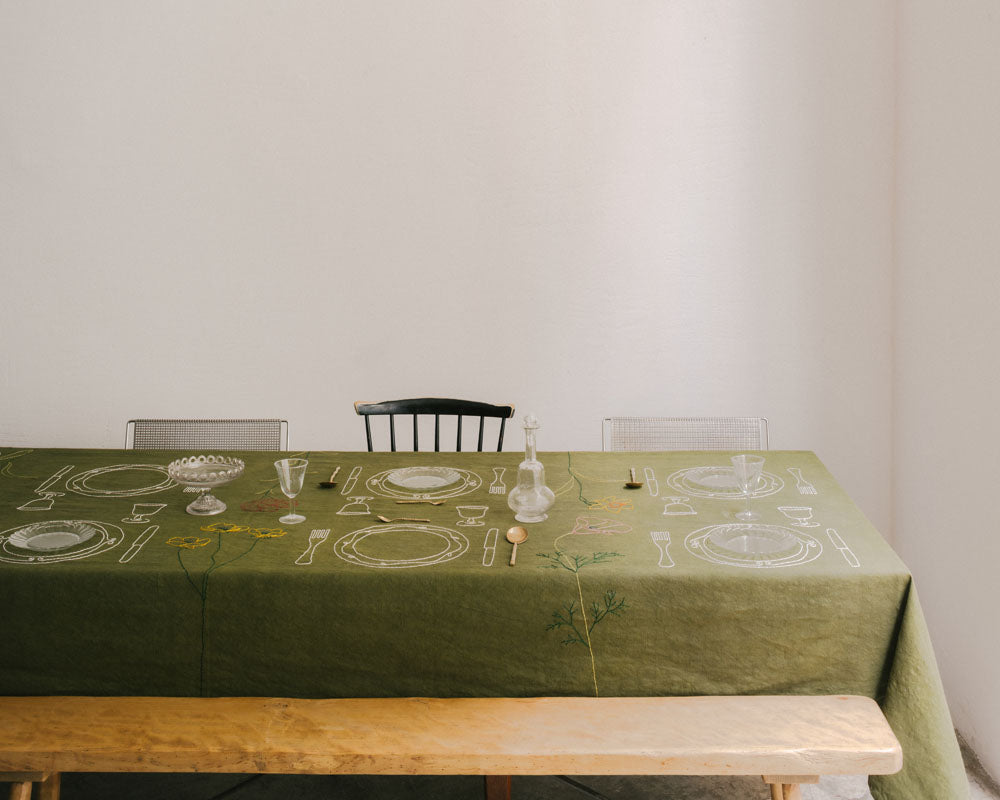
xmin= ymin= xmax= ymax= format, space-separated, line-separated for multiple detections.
xmin=0 ymin=695 xmax=901 ymax=800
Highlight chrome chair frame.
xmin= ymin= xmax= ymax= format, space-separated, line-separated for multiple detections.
xmin=602 ymin=416 xmax=768 ymax=451
xmin=125 ymin=419 xmax=288 ymax=451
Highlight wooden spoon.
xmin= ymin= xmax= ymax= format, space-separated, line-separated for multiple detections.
xmin=318 ymin=466 xmax=341 ymax=489
xmin=624 ymin=467 xmax=643 ymax=490
xmin=506 ymin=526 xmax=528 ymax=566
xmin=376 ymin=515 xmax=430 ymax=523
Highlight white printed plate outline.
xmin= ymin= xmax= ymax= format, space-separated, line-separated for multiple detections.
xmin=684 ymin=523 xmax=822 ymax=569
xmin=666 ymin=466 xmax=784 ymax=500
xmin=333 ymin=523 xmax=469 ymax=569
xmin=0 ymin=520 xmax=123 ymax=564
xmin=365 ymin=467 xmax=482 ymax=500
xmin=66 ymin=464 xmax=176 ymax=498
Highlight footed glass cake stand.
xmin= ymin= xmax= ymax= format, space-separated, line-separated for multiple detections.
xmin=167 ymin=455 xmax=245 ymax=516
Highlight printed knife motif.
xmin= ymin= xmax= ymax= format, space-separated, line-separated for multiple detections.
xmin=482 ymin=528 xmax=498 ymax=567
xmin=119 ymin=525 xmax=158 ymax=564
xmin=827 ymin=528 xmax=860 ymax=567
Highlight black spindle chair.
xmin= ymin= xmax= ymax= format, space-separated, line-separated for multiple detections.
xmin=354 ymin=399 xmax=515 ymax=452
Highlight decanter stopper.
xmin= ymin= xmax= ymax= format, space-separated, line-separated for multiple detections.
xmin=507 ymin=414 xmax=555 ymax=523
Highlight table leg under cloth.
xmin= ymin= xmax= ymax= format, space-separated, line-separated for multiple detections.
xmin=871 ymin=583 xmax=968 ymax=800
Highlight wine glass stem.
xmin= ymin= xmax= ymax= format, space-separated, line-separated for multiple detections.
xmin=745 ymin=491 xmax=752 ymax=517
xmin=290 ymin=497 xmax=296 ymax=517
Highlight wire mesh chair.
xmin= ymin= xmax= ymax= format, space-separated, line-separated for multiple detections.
xmin=354 ymin=399 xmax=515 ymax=452
xmin=125 ymin=419 xmax=288 ymax=451
xmin=602 ymin=417 xmax=768 ymax=451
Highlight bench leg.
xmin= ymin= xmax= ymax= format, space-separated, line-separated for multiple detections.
xmin=8 ymin=782 xmax=31 ymax=800
xmin=38 ymin=772 xmax=61 ymax=800
xmin=484 ymin=775 xmax=511 ymax=800
xmin=763 ymin=775 xmax=816 ymax=800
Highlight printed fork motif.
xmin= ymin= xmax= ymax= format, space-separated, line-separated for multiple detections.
xmin=650 ymin=531 xmax=674 ymax=568
xmin=787 ymin=467 xmax=817 ymax=495
xmin=489 ymin=467 xmax=507 ymax=495
xmin=295 ymin=529 xmax=330 ymax=566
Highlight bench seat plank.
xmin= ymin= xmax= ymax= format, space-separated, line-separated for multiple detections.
xmin=0 ymin=695 xmax=901 ymax=778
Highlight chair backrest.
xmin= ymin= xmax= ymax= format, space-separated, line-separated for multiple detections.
xmin=354 ymin=398 xmax=515 ymax=452
xmin=125 ymin=419 xmax=288 ymax=451
xmin=602 ymin=416 xmax=768 ymax=451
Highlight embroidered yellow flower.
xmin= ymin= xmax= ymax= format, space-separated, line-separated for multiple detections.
xmin=167 ymin=536 xmax=211 ymax=549
xmin=247 ymin=527 xmax=287 ymax=539
xmin=200 ymin=522 xmax=247 ymax=533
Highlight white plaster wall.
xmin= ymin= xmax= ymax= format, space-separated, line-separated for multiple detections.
xmin=895 ymin=0 xmax=1000 ymax=777
xmin=0 ymin=2 xmax=894 ymax=533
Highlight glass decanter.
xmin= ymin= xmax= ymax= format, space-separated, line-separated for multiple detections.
xmin=507 ymin=414 xmax=555 ymax=523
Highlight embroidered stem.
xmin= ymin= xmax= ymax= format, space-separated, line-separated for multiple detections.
xmin=574 ymin=570 xmax=599 ymax=697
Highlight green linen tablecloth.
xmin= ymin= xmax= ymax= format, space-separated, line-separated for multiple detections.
xmin=0 ymin=447 xmax=967 ymax=799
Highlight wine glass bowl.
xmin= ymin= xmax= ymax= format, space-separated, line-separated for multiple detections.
xmin=274 ymin=458 xmax=308 ymax=525
xmin=730 ymin=455 xmax=765 ymax=522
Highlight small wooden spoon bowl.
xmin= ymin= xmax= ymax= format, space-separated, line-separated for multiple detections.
xmin=624 ymin=467 xmax=643 ymax=490
xmin=506 ymin=526 xmax=528 ymax=566
xmin=318 ymin=466 xmax=342 ymax=489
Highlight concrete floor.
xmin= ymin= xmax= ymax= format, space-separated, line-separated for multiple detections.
xmin=47 ymin=770 xmax=997 ymax=800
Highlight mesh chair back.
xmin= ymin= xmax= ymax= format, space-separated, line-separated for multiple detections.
xmin=126 ymin=419 xmax=288 ymax=451
xmin=602 ymin=416 xmax=768 ymax=451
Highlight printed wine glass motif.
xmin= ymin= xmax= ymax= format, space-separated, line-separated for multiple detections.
xmin=538 ymin=516 xmax=631 ymax=697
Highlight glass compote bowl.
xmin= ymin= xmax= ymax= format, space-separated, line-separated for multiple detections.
xmin=777 ymin=506 xmax=820 ymax=527
xmin=731 ymin=454 xmax=765 ymax=522
xmin=456 ymin=505 xmax=488 ymax=526
xmin=167 ymin=455 xmax=245 ymax=516
xmin=274 ymin=458 xmax=308 ymax=525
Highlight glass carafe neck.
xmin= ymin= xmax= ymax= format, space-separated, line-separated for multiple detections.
xmin=522 ymin=413 xmax=540 ymax=462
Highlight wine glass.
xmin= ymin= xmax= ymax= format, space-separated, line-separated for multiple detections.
xmin=274 ymin=458 xmax=308 ymax=525
xmin=731 ymin=455 xmax=765 ymax=522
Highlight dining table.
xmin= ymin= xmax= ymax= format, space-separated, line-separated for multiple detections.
xmin=0 ymin=446 xmax=968 ymax=800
